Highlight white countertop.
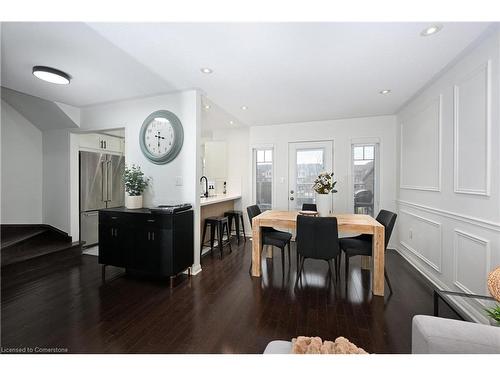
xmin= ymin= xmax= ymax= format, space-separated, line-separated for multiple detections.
xmin=200 ymin=194 xmax=241 ymax=206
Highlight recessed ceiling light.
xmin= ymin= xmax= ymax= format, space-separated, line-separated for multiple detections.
xmin=420 ymin=24 xmax=442 ymax=37
xmin=229 ymin=120 xmax=234 ymax=125
xmin=241 ymin=106 xmax=248 ymax=110
xmin=200 ymin=67 xmax=213 ymax=74
xmin=204 ymin=104 xmax=211 ymax=110
xmin=32 ymin=66 xmax=71 ymax=85
xmin=379 ymin=89 xmax=391 ymax=95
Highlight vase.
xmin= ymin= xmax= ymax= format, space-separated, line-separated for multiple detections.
xmin=315 ymin=193 xmax=332 ymax=217
xmin=125 ymin=194 xmax=143 ymax=209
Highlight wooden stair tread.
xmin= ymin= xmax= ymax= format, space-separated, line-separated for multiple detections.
xmin=1 ymin=227 xmax=49 ymax=249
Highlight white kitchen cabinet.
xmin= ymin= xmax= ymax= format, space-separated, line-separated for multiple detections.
xmin=78 ymin=133 xmax=124 ymax=154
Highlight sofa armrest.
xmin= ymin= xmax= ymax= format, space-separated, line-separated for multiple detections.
xmin=412 ymin=315 xmax=500 ymax=354
xmin=263 ymin=340 xmax=292 ymax=354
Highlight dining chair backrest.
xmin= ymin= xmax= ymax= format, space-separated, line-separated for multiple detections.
xmin=302 ymin=203 xmax=317 ymax=212
xmin=296 ymin=215 xmax=340 ymax=260
xmin=246 ymin=205 xmax=262 ymax=228
xmin=375 ymin=209 xmax=397 ymax=249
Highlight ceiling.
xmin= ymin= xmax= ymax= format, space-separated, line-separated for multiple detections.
xmin=1 ymin=22 xmax=494 ymax=126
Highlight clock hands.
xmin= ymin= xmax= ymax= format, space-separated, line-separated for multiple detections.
xmin=154 ymin=131 xmax=165 ymax=148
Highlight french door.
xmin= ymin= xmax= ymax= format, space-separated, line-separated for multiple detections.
xmin=288 ymin=141 xmax=333 ymax=211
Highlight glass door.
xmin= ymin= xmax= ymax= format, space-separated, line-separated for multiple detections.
xmin=288 ymin=141 xmax=333 ymax=211
xmin=352 ymin=143 xmax=378 ymax=216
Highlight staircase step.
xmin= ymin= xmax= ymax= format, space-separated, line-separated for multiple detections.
xmin=1 ymin=227 xmax=49 ymax=250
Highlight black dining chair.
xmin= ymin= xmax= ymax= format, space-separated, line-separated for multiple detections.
xmin=246 ymin=205 xmax=292 ymax=275
xmin=295 ymin=215 xmax=340 ymax=288
xmin=339 ymin=209 xmax=397 ymax=294
xmin=301 ymin=203 xmax=317 ymax=212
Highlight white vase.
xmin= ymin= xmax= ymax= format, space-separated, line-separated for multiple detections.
xmin=315 ymin=193 xmax=332 ymax=217
xmin=125 ymin=194 xmax=143 ymax=209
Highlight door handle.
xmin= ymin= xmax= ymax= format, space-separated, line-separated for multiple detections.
xmin=147 ymin=232 xmax=150 ymax=241
xmin=290 ymin=190 xmax=294 ymax=194
xmin=101 ymin=161 xmax=106 ymax=202
xmin=151 ymin=232 xmax=155 ymax=241
xmin=107 ymin=160 xmax=112 ymax=202
xmin=289 ymin=197 xmax=294 ymax=201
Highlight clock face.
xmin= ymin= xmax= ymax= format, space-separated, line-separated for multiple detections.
xmin=144 ymin=118 xmax=175 ymax=157
xmin=139 ymin=110 xmax=184 ymax=165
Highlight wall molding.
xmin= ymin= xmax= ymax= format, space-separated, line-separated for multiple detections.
xmin=394 ymin=246 xmax=488 ymax=324
xmin=400 ymin=95 xmax=442 ymax=192
xmin=453 ymin=60 xmax=492 ymax=196
xmin=399 ymin=209 xmax=442 ymax=273
xmin=453 ymin=229 xmax=491 ymax=295
xmin=397 ymin=200 xmax=500 ymax=232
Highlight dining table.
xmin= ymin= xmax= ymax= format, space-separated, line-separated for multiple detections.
xmin=251 ymin=210 xmax=386 ymax=296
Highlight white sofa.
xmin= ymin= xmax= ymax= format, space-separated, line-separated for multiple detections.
xmin=263 ymin=315 xmax=500 ymax=354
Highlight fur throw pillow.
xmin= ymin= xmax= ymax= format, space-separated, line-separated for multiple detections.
xmin=291 ymin=336 xmax=368 ymax=354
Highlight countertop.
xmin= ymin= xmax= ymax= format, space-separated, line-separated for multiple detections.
xmin=200 ymin=194 xmax=241 ymax=207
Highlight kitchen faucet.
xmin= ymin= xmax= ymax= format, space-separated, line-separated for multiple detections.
xmin=200 ymin=176 xmax=209 ymax=198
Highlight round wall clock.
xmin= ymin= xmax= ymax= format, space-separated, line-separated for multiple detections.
xmin=139 ymin=110 xmax=184 ymax=164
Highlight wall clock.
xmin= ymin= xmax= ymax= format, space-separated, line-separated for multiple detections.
xmin=139 ymin=110 xmax=184 ymax=164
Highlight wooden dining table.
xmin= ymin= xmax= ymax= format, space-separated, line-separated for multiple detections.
xmin=251 ymin=210 xmax=386 ymax=296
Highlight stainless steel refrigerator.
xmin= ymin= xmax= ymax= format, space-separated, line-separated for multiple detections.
xmin=79 ymin=151 xmax=125 ymax=247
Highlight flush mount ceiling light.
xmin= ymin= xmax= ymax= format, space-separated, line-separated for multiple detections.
xmin=241 ymin=106 xmax=248 ymax=110
xmin=229 ymin=120 xmax=234 ymax=125
xmin=420 ymin=24 xmax=443 ymax=37
xmin=379 ymin=89 xmax=391 ymax=95
xmin=204 ymin=104 xmax=211 ymax=110
xmin=32 ymin=66 xmax=71 ymax=85
xmin=200 ymin=67 xmax=213 ymax=74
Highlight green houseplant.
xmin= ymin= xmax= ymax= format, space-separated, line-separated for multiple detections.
xmin=123 ymin=164 xmax=149 ymax=209
xmin=313 ymin=172 xmax=338 ymax=216
xmin=485 ymin=304 xmax=500 ymax=326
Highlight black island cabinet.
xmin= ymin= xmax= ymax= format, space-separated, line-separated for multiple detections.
xmin=98 ymin=207 xmax=194 ymax=287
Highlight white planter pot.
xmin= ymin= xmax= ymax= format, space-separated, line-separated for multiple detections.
xmin=125 ymin=194 xmax=143 ymax=209
xmin=315 ymin=193 xmax=332 ymax=217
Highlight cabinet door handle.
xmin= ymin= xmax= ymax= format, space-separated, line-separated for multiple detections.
xmin=151 ymin=232 xmax=155 ymax=241
xmin=147 ymin=219 xmax=155 ymax=223
xmin=111 ymin=228 xmax=114 ymax=237
xmin=104 ymin=140 xmax=107 ymax=149
xmin=147 ymin=232 xmax=150 ymax=241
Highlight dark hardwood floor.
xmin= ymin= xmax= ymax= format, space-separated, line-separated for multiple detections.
xmin=1 ymin=239 xmax=454 ymax=354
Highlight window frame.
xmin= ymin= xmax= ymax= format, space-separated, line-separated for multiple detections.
xmin=251 ymin=145 xmax=275 ymax=211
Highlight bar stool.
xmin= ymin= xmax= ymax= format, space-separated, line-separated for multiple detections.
xmin=224 ymin=210 xmax=247 ymax=244
xmin=200 ymin=216 xmax=232 ymax=260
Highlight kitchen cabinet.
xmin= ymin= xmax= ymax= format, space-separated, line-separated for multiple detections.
xmin=98 ymin=208 xmax=194 ymax=286
xmin=79 ymin=133 xmax=124 ymax=154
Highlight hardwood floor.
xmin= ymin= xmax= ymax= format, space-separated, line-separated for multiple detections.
xmin=1 ymin=239 xmax=454 ymax=354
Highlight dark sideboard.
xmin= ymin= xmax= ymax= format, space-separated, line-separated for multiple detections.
xmin=98 ymin=207 xmax=194 ymax=287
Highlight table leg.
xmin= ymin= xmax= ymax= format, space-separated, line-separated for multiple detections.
xmin=372 ymin=225 xmax=385 ymax=296
xmin=361 ymin=256 xmax=371 ymax=270
xmin=251 ymin=221 xmax=262 ymax=277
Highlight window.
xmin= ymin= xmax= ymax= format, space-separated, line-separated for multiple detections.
xmin=352 ymin=144 xmax=377 ymax=216
xmin=254 ymin=148 xmax=273 ymax=211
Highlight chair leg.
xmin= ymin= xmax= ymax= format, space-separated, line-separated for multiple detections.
xmin=345 ymin=254 xmax=349 ymax=287
xmin=294 ymin=257 xmax=305 ymax=289
xmin=234 ymin=215 xmax=240 ymax=245
xmin=209 ymin=223 xmax=216 ymax=256
xmin=334 ymin=257 xmax=339 ymax=282
xmin=385 ymin=269 xmax=393 ymax=295
xmin=280 ymin=247 xmax=285 ymax=275
xmin=225 ymin=222 xmax=232 ymax=253
xmin=287 ymin=243 xmax=291 ymax=269
xmin=240 ymin=215 xmax=247 ymax=241
xmin=218 ymin=222 xmax=224 ymax=259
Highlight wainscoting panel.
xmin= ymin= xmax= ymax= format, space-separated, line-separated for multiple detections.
xmin=400 ymin=95 xmax=441 ymax=191
xmin=454 ymin=60 xmax=491 ymax=196
xmin=453 ymin=229 xmax=491 ymax=295
xmin=399 ymin=210 xmax=442 ymax=273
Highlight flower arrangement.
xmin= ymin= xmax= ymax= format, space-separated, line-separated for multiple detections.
xmin=313 ymin=172 xmax=338 ymax=194
xmin=123 ymin=164 xmax=149 ymax=196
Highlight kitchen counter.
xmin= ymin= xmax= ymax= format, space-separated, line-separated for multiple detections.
xmin=200 ymin=194 xmax=241 ymax=207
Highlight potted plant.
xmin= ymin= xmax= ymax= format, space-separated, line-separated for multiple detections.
xmin=485 ymin=304 xmax=500 ymax=326
xmin=312 ymin=172 xmax=338 ymax=217
xmin=123 ymin=164 xmax=149 ymax=209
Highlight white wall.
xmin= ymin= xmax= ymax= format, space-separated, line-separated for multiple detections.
xmin=249 ymin=115 xmax=398 ymax=228
xmin=1 ymin=100 xmax=43 ymax=224
xmin=79 ymin=90 xmax=202 ymax=272
xmin=396 ymin=29 xmax=500 ymax=322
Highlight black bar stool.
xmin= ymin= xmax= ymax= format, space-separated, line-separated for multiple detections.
xmin=224 ymin=210 xmax=247 ymax=244
xmin=200 ymin=216 xmax=232 ymax=261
